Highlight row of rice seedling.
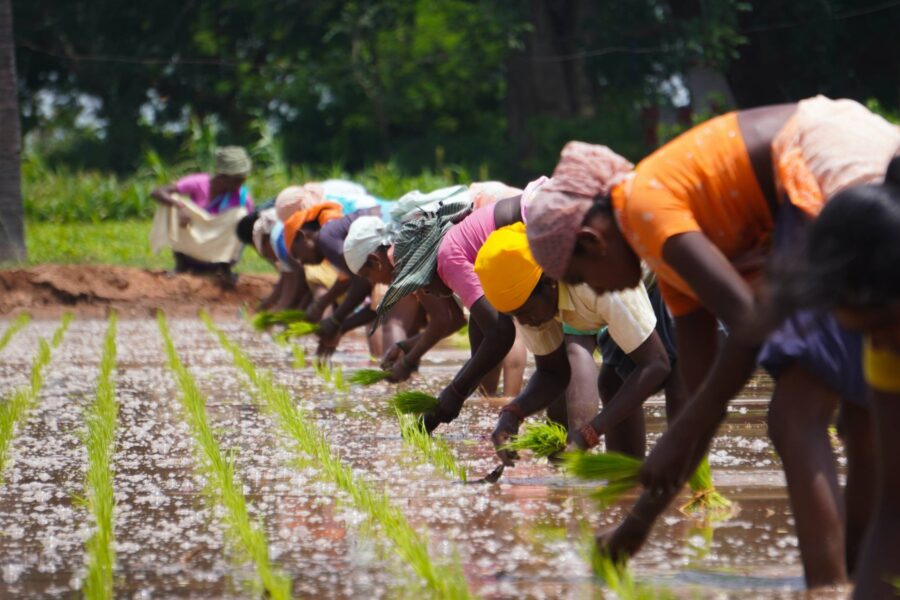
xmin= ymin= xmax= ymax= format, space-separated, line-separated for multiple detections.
xmin=81 ymin=313 xmax=119 ymax=600
xmin=0 ymin=314 xmax=31 ymax=353
xmin=201 ymin=314 xmax=473 ymax=599
xmin=156 ymin=313 xmax=292 ymax=600
xmin=397 ymin=413 xmax=468 ymax=482
xmin=590 ymin=547 xmax=675 ymax=600
xmin=0 ymin=314 xmax=73 ymax=483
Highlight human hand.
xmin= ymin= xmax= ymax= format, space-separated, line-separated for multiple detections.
xmin=387 ymin=355 xmax=416 ymax=383
xmin=176 ymin=204 xmax=192 ymax=228
xmin=316 ymin=315 xmax=341 ymax=340
xmin=422 ymin=384 xmax=466 ymax=433
xmin=305 ymin=300 xmax=327 ymax=324
xmin=491 ymin=410 xmax=521 ymax=467
xmin=380 ymin=342 xmax=405 ymax=370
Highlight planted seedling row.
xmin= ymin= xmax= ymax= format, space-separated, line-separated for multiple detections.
xmin=0 ymin=314 xmax=72 ymax=484
xmin=157 ymin=313 xmax=292 ymax=600
xmin=202 ymin=314 xmax=474 ymax=600
xmin=81 ymin=313 xmax=119 ymax=600
xmin=0 ymin=314 xmax=31 ymax=354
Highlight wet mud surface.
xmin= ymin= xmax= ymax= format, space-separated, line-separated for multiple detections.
xmin=0 ymin=318 xmax=852 ymax=598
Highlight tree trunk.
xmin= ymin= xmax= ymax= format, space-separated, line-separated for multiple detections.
xmin=0 ymin=0 xmax=24 ymax=262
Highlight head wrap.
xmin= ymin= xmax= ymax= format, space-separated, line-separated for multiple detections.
xmin=527 ymin=141 xmax=633 ymax=279
xmin=388 ymin=185 xmax=470 ymax=223
xmin=275 ymin=184 xmax=327 ymax=221
xmin=214 ymin=146 xmax=252 ymax=177
xmin=270 ymin=220 xmax=294 ymax=272
xmin=475 ymin=222 xmax=543 ymax=313
xmin=374 ymin=188 xmax=473 ymax=326
xmin=252 ymin=208 xmax=279 ymax=255
xmin=283 ymin=202 xmax=343 ymax=252
xmin=468 ymin=181 xmax=522 ymax=210
xmin=343 ymin=216 xmax=395 ymax=275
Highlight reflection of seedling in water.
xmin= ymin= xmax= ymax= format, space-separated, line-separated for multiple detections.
xmin=397 ymin=413 xmax=467 ymax=482
xmin=684 ymin=522 xmax=715 ymax=564
xmin=251 ymin=309 xmax=307 ymax=331
xmin=291 ymin=345 xmax=306 ymax=368
xmin=0 ymin=316 xmax=71 ymax=484
xmin=0 ymin=313 xmax=31 ymax=353
xmin=82 ymin=313 xmax=118 ymax=600
xmin=157 ymin=313 xmax=291 ymax=600
xmin=501 ymin=420 xmax=567 ymax=458
xmin=563 ymin=451 xmax=642 ymax=509
xmin=201 ymin=313 xmax=473 ymax=599
xmin=348 ymin=368 xmax=392 ymax=386
xmin=682 ymin=457 xmax=733 ymax=521
xmin=390 ymin=391 xmax=439 ymax=415
xmin=590 ymin=545 xmax=675 ymax=600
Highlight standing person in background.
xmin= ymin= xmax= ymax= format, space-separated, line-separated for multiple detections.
xmin=150 ymin=146 xmax=254 ymax=285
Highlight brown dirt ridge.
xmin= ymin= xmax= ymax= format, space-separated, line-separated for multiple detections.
xmin=0 ymin=265 xmax=275 ymax=318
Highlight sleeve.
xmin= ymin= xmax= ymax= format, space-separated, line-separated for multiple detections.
xmin=437 ymin=239 xmax=484 ymax=309
xmin=514 ymin=319 xmax=564 ymax=357
xmin=602 ymin=284 xmax=657 ymax=354
xmin=317 ymin=221 xmax=352 ymax=275
xmin=174 ymin=173 xmax=205 ymax=202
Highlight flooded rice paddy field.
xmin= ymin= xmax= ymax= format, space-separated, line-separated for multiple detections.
xmin=0 ymin=317 xmax=851 ymax=599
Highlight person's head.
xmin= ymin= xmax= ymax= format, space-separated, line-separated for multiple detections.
xmin=526 ymin=141 xmax=638 ymax=296
xmin=275 ymin=183 xmax=325 ymax=222
xmin=344 ymin=216 xmax=396 ymax=284
xmin=476 ymin=223 xmax=558 ymax=326
xmin=213 ymin=146 xmax=251 ymax=192
xmin=782 ymin=156 xmax=900 ymax=350
xmin=236 ymin=212 xmax=258 ymax=245
xmin=283 ymin=202 xmax=343 ymax=265
xmin=247 ymin=209 xmax=279 ymax=264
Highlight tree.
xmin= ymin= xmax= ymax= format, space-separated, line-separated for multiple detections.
xmin=0 ymin=0 xmax=24 ymax=262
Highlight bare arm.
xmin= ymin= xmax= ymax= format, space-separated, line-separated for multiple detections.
xmin=150 ymin=184 xmax=182 ymax=207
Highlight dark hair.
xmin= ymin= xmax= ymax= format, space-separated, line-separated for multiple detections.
xmin=572 ymin=194 xmax=613 ymax=256
xmin=236 ymin=212 xmax=258 ymax=245
xmin=776 ymin=156 xmax=900 ymax=309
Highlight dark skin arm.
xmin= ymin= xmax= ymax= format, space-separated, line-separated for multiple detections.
xmin=570 ymin=331 xmax=671 ymax=449
xmin=151 ymin=183 xmax=192 ymax=226
xmin=492 ymin=343 xmax=571 ymax=465
xmin=305 ymin=278 xmax=351 ymax=323
xmin=383 ymin=293 xmax=466 ymax=382
xmin=423 ymin=296 xmax=517 ymax=432
xmin=316 ymin=276 xmax=372 ymax=355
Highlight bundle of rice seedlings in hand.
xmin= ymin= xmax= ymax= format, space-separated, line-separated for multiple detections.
xmin=390 ymin=391 xmax=439 ymax=415
xmin=681 ymin=456 xmax=733 ymax=520
xmin=564 ymin=451 xmax=643 ymax=509
xmin=251 ymin=310 xmax=307 ymax=331
xmin=280 ymin=321 xmax=319 ymax=338
xmin=500 ymin=420 xmax=567 ymax=458
xmin=348 ymin=369 xmax=392 ymax=386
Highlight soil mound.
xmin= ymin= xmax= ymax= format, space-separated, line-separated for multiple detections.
xmin=0 ymin=265 xmax=276 ymax=318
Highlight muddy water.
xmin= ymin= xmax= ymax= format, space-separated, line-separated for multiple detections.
xmin=0 ymin=318 xmax=852 ymax=598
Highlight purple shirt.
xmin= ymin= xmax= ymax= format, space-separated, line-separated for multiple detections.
xmin=174 ymin=173 xmax=254 ymax=215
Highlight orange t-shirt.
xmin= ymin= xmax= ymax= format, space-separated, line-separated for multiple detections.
xmin=611 ymin=112 xmax=773 ymax=316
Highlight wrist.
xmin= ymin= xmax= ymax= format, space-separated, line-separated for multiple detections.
xmin=400 ymin=355 xmax=418 ymax=372
xmin=579 ymin=423 xmax=600 ymax=449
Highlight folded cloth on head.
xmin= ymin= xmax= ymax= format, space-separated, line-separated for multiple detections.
xmin=149 ymin=194 xmax=247 ymax=264
xmin=283 ymin=202 xmax=343 ymax=252
xmin=475 ymin=222 xmax=542 ymax=313
xmin=343 ymin=216 xmax=396 ymax=275
xmin=468 ymin=181 xmax=522 ymax=210
xmin=252 ymin=208 xmax=279 ymax=255
xmin=215 ymin=146 xmax=252 ymax=177
xmin=389 ymin=185 xmax=470 ymax=223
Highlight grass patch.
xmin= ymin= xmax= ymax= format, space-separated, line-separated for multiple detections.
xmin=0 ymin=314 xmax=72 ymax=483
xmin=682 ymin=456 xmax=733 ymax=520
xmin=501 ymin=421 xmax=567 ymax=459
xmin=563 ymin=451 xmax=643 ymax=509
xmin=0 ymin=314 xmax=31 ymax=353
xmin=348 ymin=369 xmax=392 ymax=386
xmin=390 ymin=391 xmax=439 ymax=415
xmin=397 ymin=413 xmax=467 ymax=482
xmin=157 ymin=312 xmax=291 ymax=600
xmin=81 ymin=313 xmax=119 ymax=599
xmin=201 ymin=313 xmax=473 ymax=599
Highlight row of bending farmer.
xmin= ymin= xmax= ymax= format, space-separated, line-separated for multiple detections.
xmin=515 ymin=96 xmax=899 ymax=597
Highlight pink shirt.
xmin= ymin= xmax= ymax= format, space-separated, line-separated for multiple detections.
xmin=436 ymin=204 xmax=499 ymax=309
xmin=174 ymin=173 xmax=254 ymax=215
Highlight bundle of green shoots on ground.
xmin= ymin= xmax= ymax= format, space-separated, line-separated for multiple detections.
xmin=250 ymin=309 xmax=307 ymax=331
xmin=564 ymin=451 xmax=644 ymax=509
xmin=501 ymin=420 xmax=567 ymax=458
xmin=348 ymin=368 xmax=392 ymax=386
xmin=682 ymin=456 xmax=732 ymax=520
xmin=389 ymin=391 xmax=439 ymax=415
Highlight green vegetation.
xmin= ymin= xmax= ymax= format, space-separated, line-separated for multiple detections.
xmin=564 ymin=452 xmax=643 ymax=510
xmin=390 ymin=391 xmax=439 ymax=415
xmin=683 ymin=457 xmax=733 ymax=520
xmin=274 ymin=321 xmax=319 ymax=342
xmin=591 ymin=547 xmax=675 ymax=600
xmin=0 ymin=314 xmax=72 ymax=483
xmin=501 ymin=421 xmax=567 ymax=459
xmin=0 ymin=314 xmax=31 ymax=353
xmin=348 ymin=369 xmax=392 ymax=387
xmin=290 ymin=345 xmax=307 ymax=369
xmin=157 ymin=312 xmax=291 ymax=600
xmin=81 ymin=313 xmax=119 ymax=600
xmin=397 ymin=413 xmax=467 ymax=482
xmin=250 ymin=310 xmax=307 ymax=331
xmin=202 ymin=313 xmax=473 ymax=599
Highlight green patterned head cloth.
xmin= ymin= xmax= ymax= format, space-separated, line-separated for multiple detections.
xmin=215 ymin=146 xmax=252 ymax=176
xmin=373 ymin=186 xmax=472 ymax=329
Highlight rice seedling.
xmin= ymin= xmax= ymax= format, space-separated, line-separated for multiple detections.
xmin=500 ymin=420 xmax=567 ymax=458
xmin=0 ymin=313 xmax=31 ymax=353
xmin=275 ymin=321 xmax=319 ymax=341
xmin=157 ymin=312 xmax=291 ymax=600
xmin=590 ymin=545 xmax=674 ymax=600
xmin=390 ymin=391 xmax=439 ymax=415
xmin=564 ymin=451 xmax=643 ymax=509
xmin=0 ymin=316 xmax=71 ymax=483
xmin=82 ymin=313 xmax=118 ymax=600
xmin=251 ymin=310 xmax=307 ymax=331
xmin=291 ymin=345 xmax=307 ymax=369
xmin=348 ymin=368 xmax=392 ymax=386
xmin=397 ymin=413 xmax=467 ymax=482
xmin=332 ymin=365 xmax=348 ymax=392
xmin=201 ymin=313 xmax=473 ymax=599
xmin=682 ymin=456 xmax=733 ymax=521
xmin=314 ymin=359 xmax=333 ymax=383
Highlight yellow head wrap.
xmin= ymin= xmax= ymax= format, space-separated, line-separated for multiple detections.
xmin=474 ymin=222 xmax=543 ymax=313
